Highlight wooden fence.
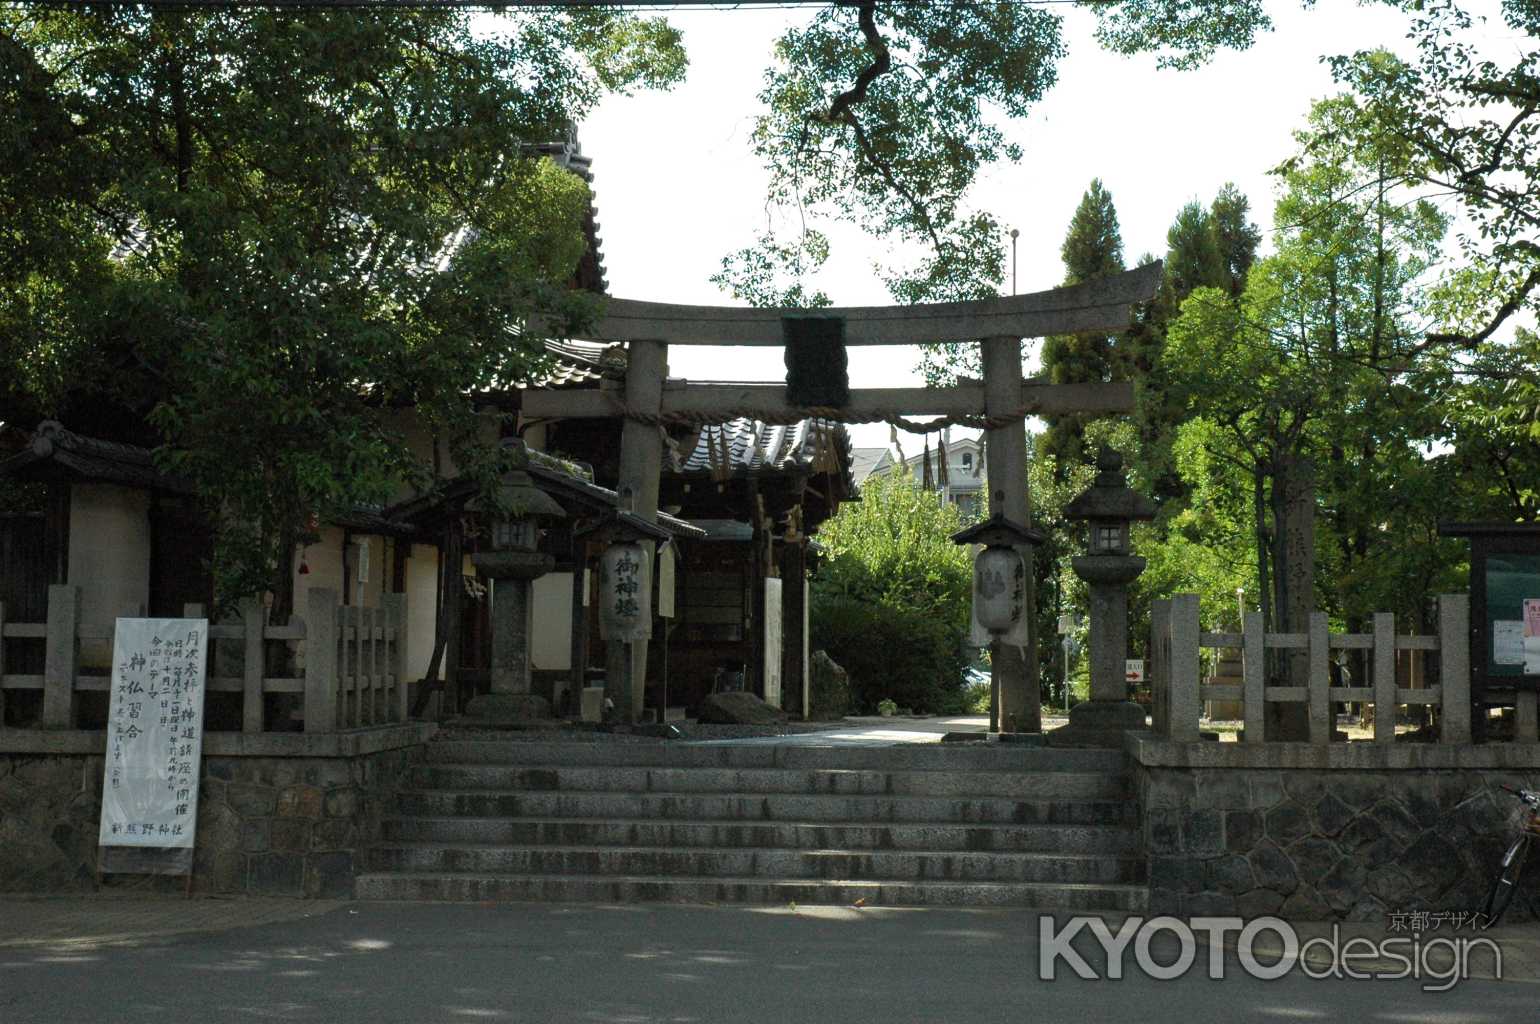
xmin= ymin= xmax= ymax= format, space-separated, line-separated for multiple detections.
xmin=0 ymin=585 xmax=406 ymax=733
xmin=1149 ymin=593 xmax=1473 ymax=745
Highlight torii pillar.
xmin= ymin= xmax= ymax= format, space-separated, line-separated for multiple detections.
xmin=611 ymin=338 xmax=668 ymax=723
xmin=983 ymin=335 xmax=1039 ymax=734
xmin=531 ymin=262 xmax=1165 ymax=727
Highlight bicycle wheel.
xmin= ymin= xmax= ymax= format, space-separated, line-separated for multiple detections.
xmin=1483 ymin=834 xmax=1530 ymax=927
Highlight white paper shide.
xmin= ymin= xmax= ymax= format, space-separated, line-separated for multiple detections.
xmin=98 ymin=618 xmax=210 ymax=849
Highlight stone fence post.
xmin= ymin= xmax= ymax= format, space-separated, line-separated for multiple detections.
xmin=1439 ymin=593 xmax=1470 ymax=745
xmin=383 ymin=593 xmax=408 ymax=724
xmin=1169 ymin=593 xmax=1200 ymax=743
xmin=304 ymin=588 xmax=339 ymax=733
xmin=1149 ymin=598 xmax=1170 ymax=738
xmin=42 ymin=584 xmax=80 ymax=729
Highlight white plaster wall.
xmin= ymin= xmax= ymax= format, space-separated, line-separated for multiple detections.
xmin=531 ymin=572 xmax=572 ymax=671
xmin=290 ymin=526 xmax=347 ymax=626
xmin=68 ymin=484 xmax=152 ymax=669
xmin=404 ymin=543 xmax=441 ymax=681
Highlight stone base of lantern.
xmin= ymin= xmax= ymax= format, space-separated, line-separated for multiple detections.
xmin=1047 ymin=699 xmax=1148 ymax=748
xmin=459 ymin=693 xmax=553 ymax=725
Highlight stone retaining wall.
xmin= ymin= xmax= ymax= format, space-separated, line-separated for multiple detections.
xmin=0 ymin=725 xmax=432 ymax=897
xmin=1131 ymin=737 xmax=1540 ymax=922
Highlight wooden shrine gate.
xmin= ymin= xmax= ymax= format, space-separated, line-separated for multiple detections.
xmin=524 ymin=262 xmax=1163 ymax=731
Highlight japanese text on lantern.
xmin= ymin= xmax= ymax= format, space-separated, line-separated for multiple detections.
xmin=98 ymin=619 xmax=209 ymax=849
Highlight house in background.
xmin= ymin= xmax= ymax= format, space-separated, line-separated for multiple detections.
xmin=856 ymin=429 xmax=985 ymax=521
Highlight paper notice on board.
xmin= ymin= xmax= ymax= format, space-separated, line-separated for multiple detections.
xmin=98 ymin=619 xmax=209 ymax=849
xmin=1526 ymin=600 xmax=1540 ymax=674
xmin=1495 ymin=620 xmax=1526 ymax=666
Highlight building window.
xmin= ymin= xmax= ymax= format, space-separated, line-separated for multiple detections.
xmin=961 ymin=453 xmax=972 ymax=468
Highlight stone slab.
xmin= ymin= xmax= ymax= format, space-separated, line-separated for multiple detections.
xmin=1127 ymin=735 xmax=1540 ymax=770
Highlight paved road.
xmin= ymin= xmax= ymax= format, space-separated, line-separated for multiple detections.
xmin=0 ymin=901 xmax=1527 ymax=1023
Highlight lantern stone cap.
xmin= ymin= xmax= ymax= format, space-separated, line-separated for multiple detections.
xmin=575 ymin=508 xmax=674 ymax=546
xmin=951 ymin=511 xmax=1046 ymax=549
xmin=1065 ymin=446 xmax=1156 ymax=523
xmin=466 ymin=438 xmax=567 ymax=521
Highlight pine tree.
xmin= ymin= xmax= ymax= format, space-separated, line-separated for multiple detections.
xmin=1039 ymin=179 xmax=1125 ymax=476
xmin=1211 ymin=183 xmax=1262 ymax=298
xmin=1129 ymin=188 xmax=1260 ymax=502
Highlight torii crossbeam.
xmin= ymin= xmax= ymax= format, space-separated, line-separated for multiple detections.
xmin=531 ymin=262 xmax=1163 ymax=730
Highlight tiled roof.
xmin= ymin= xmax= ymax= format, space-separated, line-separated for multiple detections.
xmin=528 ymin=131 xmax=606 ymax=295
xmin=675 ymin=418 xmax=851 ymax=481
xmin=0 ymin=421 xmax=191 ymax=494
xmin=522 ymin=338 xmax=625 ymax=388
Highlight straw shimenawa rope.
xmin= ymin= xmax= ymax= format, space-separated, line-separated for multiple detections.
xmin=604 ymin=395 xmax=1037 ymax=434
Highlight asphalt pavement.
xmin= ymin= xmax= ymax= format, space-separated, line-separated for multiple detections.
xmin=0 ymin=897 xmax=1532 ymax=1023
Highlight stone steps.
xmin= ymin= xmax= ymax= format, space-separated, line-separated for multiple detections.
xmin=391 ymin=789 xmax=1137 ymax=826
xmin=364 ymin=737 xmax=1147 ymax=910
xmin=410 ymin=764 xmax=1130 ymax=801
xmin=366 ymin=841 xmax=1146 ymax=884
xmin=353 ymin=871 xmax=1150 ymax=911
xmin=425 ymin=740 xmax=1125 ymax=772
xmin=379 ymin=816 xmax=1145 ymax=854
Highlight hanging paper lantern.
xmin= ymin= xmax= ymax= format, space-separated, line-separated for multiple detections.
xmin=972 ymin=546 xmax=1025 ymax=635
xmin=598 ymin=542 xmax=651 ymax=641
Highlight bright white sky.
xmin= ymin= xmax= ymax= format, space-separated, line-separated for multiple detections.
xmin=575 ymin=0 xmax=1516 ymax=451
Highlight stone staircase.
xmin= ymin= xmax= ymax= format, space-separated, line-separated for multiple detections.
xmin=354 ymin=737 xmax=1148 ymax=910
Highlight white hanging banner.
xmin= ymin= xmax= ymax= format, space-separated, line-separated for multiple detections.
xmin=98 ymin=618 xmax=209 ymax=849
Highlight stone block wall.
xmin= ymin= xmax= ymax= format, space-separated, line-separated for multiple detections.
xmin=0 ymin=727 xmax=430 ymax=897
xmin=1135 ymin=740 xmax=1540 ymax=922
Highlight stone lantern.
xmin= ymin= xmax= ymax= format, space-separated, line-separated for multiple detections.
xmin=952 ymin=509 xmax=1046 ymax=638
xmin=463 ymin=438 xmax=567 ymax=724
xmin=576 ymin=507 xmax=674 ymax=723
xmin=1050 ymin=446 xmax=1157 ymax=748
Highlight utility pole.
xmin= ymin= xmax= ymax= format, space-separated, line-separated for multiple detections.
xmin=1009 ymin=228 xmax=1019 ymax=296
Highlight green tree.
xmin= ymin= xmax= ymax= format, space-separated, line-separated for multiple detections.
xmin=811 ymin=469 xmax=974 ymax=713
xmin=0 ymin=7 xmax=685 ymax=608
xmin=1039 ymin=179 xmax=1126 ymax=476
xmin=722 ymin=0 xmax=1280 ymax=328
xmin=1165 ymin=91 xmax=1450 ymax=632
xmin=1125 ymin=187 xmax=1260 ymax=504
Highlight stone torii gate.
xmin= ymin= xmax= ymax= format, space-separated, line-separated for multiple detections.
xmin=523 ymin=261 xmax=1163 ymax=730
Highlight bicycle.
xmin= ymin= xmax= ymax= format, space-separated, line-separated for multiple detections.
xmin=1481 ymin=784 xmax=1540 ymax=927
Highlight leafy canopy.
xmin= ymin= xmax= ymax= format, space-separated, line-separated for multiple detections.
xmin=0 ymin=7 xmax=685 ymax=604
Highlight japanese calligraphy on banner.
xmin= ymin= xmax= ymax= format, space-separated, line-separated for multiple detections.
xmin=98 ymin=619 xmax=209 ymax=849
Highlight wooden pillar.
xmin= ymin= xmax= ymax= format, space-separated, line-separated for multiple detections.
xmin=982 ymin=335 xmax=1039 ymax=733
xmin=569 ymin=542 xmax=589 ymax=715
xmin=612 ymin=338 xmax=667 ymax=722
xmin=442 ymin=520 xmax=464 ymax=720
xmin=781 ymin=539 xmax=809 ymax=718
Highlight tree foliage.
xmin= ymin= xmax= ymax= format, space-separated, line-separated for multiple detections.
xmin=1038 ymin=179 xmax=1126 ymax=475
xmin=0 ymin=7 xmax=685 ymax=606
xmin=810 ymin=469 xmax=974 ymax=712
